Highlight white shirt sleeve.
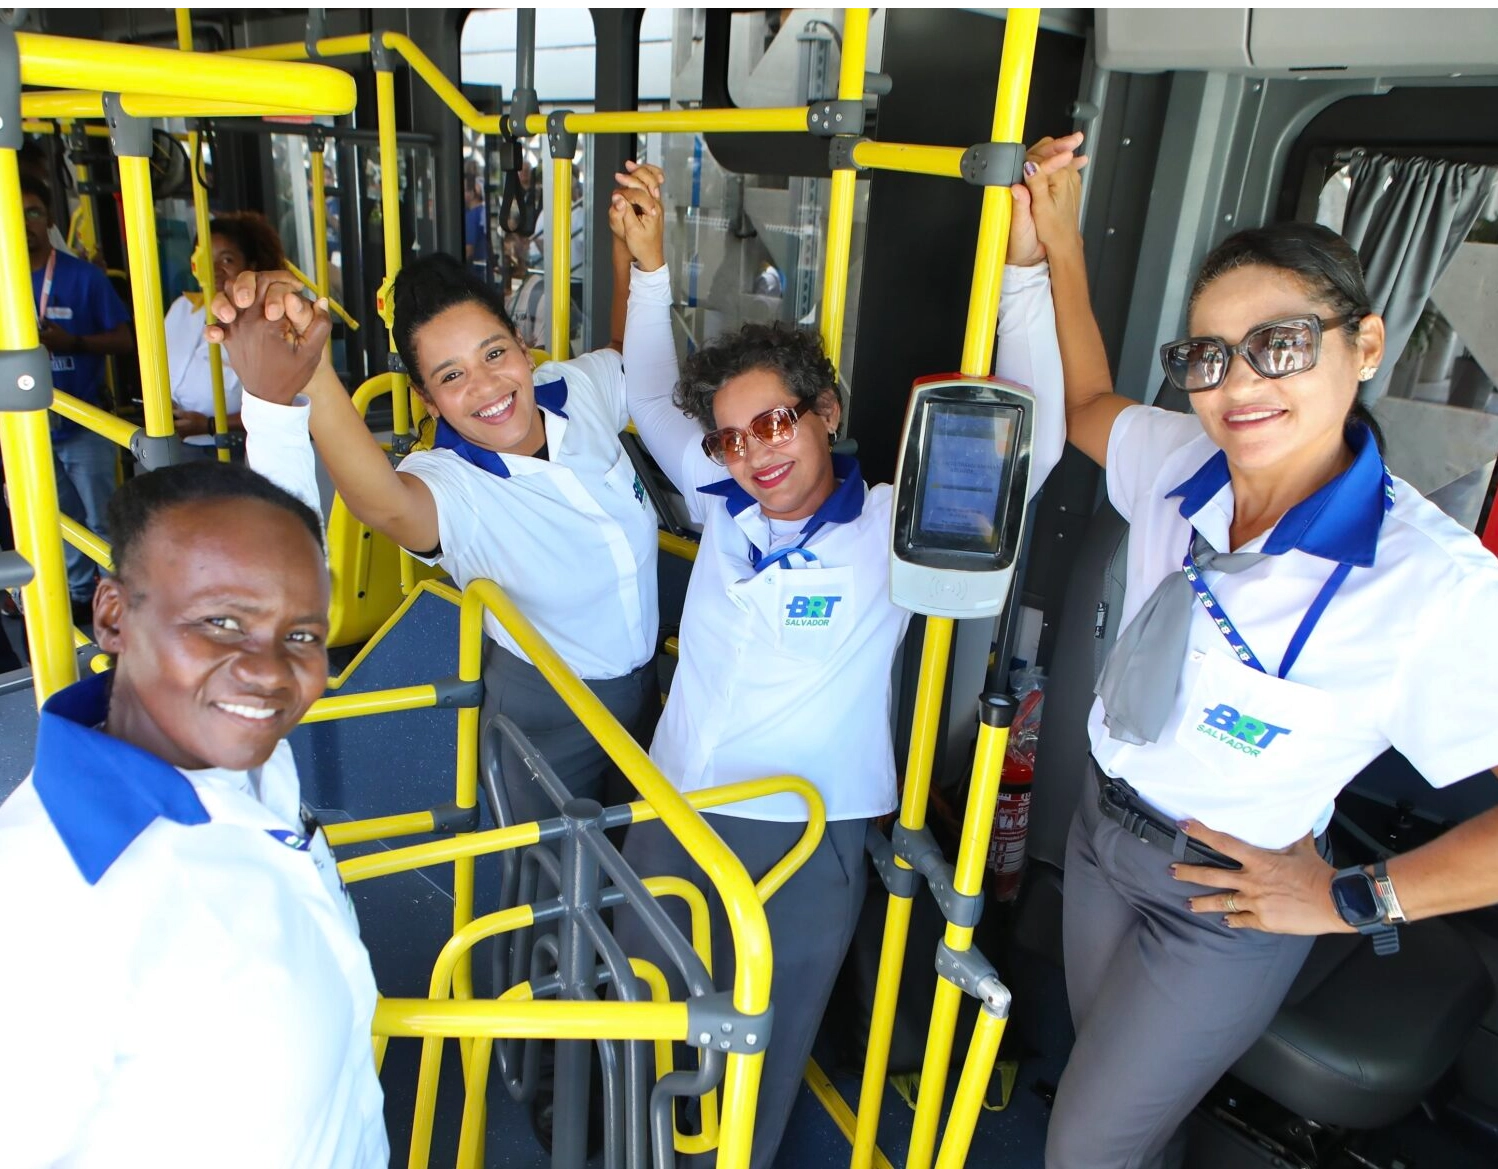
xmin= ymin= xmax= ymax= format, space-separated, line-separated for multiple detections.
xmin=242 ymin=391 xmax=323 ymax=522
xmin=623 ymin=264 xmax=720 ymax=523
xmin=554 ymin=347 xmax=627 ymax=432
xmin=1381 ymin=547 xmax=1498 ymax=786
xmin=1104 ymin=404 xmax=1206 ymax=522
xmin=394 ymin=449 xmax=482 ymax=564
xmin=995 ymin=263 xmax=1065 ymax=500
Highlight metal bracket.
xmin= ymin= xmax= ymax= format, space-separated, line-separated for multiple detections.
xmin=827 ymin=137 xmax=867 ymax=173
xmin=307 ymin=125 xmax=327 ymax=154
xmin=960 ymin=141 xmax=1026 ymax=188
xmin=806 ymin=99 xmax=864 ymax=137
xmin=0 ymin=25 xmax=20 ymax=151
xmin=390 ymin=432 xmax=414 ymax=456
xmin=103 ymin=94 xmax=152 ymax=159
xmin=934 ymin=941 xmax=1012 ymax=1017
xmin=304 ymin=8 xmax=327 ymax=61
xmin=370 ymin=33 xmax=394 ymax=73
xmin=546 ymin=109 xmax=577 ymax=161
xmin=866 ymin=824 xmax=920 ymax=898
xmin=429 ymin=800 xmax=481 ymax=834
xmin=384 ymin=350 xmax=405 ymax=375
xmin=0 ymin=549 xmax=33 ymax=591
xmin=508 ymin=87 xmax=539 ymax=139
xmin=893 ymin=823 xmax=984 ymax=928
xmin=433 ymin=674 xmax=483 ymax=709
xmin=685 ymin=992 xmax=773 ymax=1055
xmin=0 ymin=347 xmax=54 ymax=412
xmin=130 ymin=432 xmax=188 ymax=471
xmin=214 ymin=432 xmax=233 ymax=451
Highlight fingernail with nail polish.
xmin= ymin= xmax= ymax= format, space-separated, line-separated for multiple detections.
xmin=1023 ymin=161 xmax=1038 ymax=177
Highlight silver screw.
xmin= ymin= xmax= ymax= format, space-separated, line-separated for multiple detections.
xmin=1223 ymin=214 xmax=1233 ymax=223
xmin=721 ymin=1022 xmax=733 ymax=1033
xmin=699 ymin=1032 xmax=711 ymax=1045
xmin=746 ymin=1034 xmax=758 ymax=1046
xmin=18 ymin=374 xmax=35 ymax=391
xmin=1121 ymin=137 xmax=1131 ymax=146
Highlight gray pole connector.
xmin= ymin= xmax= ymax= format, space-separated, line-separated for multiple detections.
xmin=546 ymin=109 xmax=577 ymax=161
xmin=103 ymin=94 xmax=152 ymax=159
xmin=0 ymin=24 xmax=20 ymax=150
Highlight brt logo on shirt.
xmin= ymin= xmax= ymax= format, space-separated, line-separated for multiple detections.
xmin=785 ymin=595 xmax=843 ymax=627
xmin=1195 ymin=703 xmax=1291 ymax=758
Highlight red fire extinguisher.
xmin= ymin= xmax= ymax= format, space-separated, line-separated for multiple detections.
xmin=987 ymin=682 xmax=1044 ymax=902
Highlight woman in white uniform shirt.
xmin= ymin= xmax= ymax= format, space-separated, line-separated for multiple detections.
xmin=1014 ymin=133 xmax=1498 ymax=1169
xmin=164 ymin=211 xmax=285 ymax=450
xmin=0 ymin=462 xmax=386 ymax=1168
xmin=209 ymin=231 xmax=669 ymax=830
xmin=607 ymin=163 xmax=1066 ymax=1168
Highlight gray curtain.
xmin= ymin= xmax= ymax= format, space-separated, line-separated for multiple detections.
xmin=1340 ymin=152 xmax=1497 ymax=403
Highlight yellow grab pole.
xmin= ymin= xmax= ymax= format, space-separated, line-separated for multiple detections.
xmin=300 ymin=684 xmax=438 ymax=723
xmin=525 ymin=106 xmax=811 ymax=137
xmin=850 ymin=140 xmax=966 ymax=180
xmin=905 ymin=708 xmax=1011 ymax=1169
xmin=0 ymin=142 xmax=74 ymax=702
xmin=177 ymin=10 xmax=229 ymax=462
xmin=310 ymin=141 xmax=331 ymax=360
xmin=960 ymin=9 xmax=1038 ymax=380
xmin=548 ymin=155 xmax=573 ymax=360
xmin=932 ymin=1003 xmax=1010 ymax=1169
xmin=116 ymin=152 xmax=174 ymax=440
xmin=850 ymin=617 xmax=952 ymax=1169
xmin=818 ymin=8 xmax=869 ymax=373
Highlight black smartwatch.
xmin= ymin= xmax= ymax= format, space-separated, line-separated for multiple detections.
xmin=1330 ymin=866 xmax=1399 ymax=956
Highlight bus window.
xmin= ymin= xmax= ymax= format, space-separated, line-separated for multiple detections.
xmin=463 ymin=7 xmax=597 ymax=354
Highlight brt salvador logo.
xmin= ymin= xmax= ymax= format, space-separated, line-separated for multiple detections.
xmin=785 ymin=595 xmax=843 ymax=627
xmin=1195 ymin=703 xmax=1291 ymax=757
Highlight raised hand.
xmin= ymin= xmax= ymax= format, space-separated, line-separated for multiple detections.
xmin=609 ymin=161 xmax=667 ymax=272
xmin=1008 ymin=131 xmax=1088 ymax=267
xmin=205 ymin=270 xmax=331 ymax=407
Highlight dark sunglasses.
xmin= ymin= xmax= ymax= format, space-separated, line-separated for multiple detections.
xmin=1159 ymin=314 xmax=1362 ymax=393
xmin=702 ymin=399 xmax=816 ymax=465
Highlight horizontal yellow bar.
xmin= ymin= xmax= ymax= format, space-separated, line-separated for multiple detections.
xmin=851 ymin=140 xmax=966 ymax=180
xmin=524 ymin=106 xmax=812 ymax=136
xmin=21 ymin=119 xmax=109 ymax=137
xmin=21 ymin=92 xmax=344 ymax=120
xmin=227 ymin=33 xmax=374 ymax=62
xmin=58 ymin=515 xmax=112 ymax=571
xmin=663 ymin=636 xmax=679 ymax=659
xmin=50 ymin=392 xmax=136 ymax=451
xmin=16 ymin=31 xmax=357 ymax=115
xmin=657 ymin=531 xmax=698 ymax=563
xmin=338 ymin=820 xmax=540 ymax=885
xmin=300 ymin=685 xmax=437 ymax=724
xmin=805 ymin=1058 xmax=897 ymax=1169
xmin=382 ymin=33 xmax=502 ymax=135
xmin=323 ymin=810 xmax=436 ymax=848
xmin=373 ymin=998 xmax=690 ymax=1042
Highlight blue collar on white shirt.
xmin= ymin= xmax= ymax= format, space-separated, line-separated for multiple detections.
xmin=1165 ymin=422 xmax=1390 ymax=567
xmin=32 ymin=671 xmax=210 ymax=886
xmin=432 ymin=376 xmax=569 ymax=479
xmin=698 ymin=452 xmax=866 ymax=523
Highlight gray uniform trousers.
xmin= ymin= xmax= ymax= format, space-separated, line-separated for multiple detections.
xmin=480 ymin=642 xmax=659 ymax=828
xmin=1045 ymin=787 xmax=1320 ymax=1169
xmin=615 ymin=813 xmax=869 ymax=1169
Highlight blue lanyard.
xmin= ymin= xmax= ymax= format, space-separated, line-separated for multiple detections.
xmin=1183 ymin=465 xmax=1394 ymax=679
xmin=749 ymin=520 xmax=825 ymax=574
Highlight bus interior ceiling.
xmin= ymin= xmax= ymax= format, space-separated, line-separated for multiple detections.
xmin=5 ymin=7 xmax=1498 ymax=1169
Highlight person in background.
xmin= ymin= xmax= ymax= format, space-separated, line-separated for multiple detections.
xmin=464 ymin=173 xmax=490 ymax=283
xmin=22 ymin=173 xmax=134 ymax=627
xmin=164 ymin=211 xmax=287 ymax=454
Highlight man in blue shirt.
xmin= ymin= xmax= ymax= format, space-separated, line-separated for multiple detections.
xmin=463 ymin=174 xmax=489 ymax=282
xmin=23 ymin=175 xmax=134 ymax=617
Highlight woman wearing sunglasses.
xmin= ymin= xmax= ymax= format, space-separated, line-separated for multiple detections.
xmin=1018 ymin=133 xmax=1498 ymax=1169
xmin=607 ymin=164 xmax=1066 ymax=1168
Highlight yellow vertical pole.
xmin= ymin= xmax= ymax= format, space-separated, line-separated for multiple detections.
xmin=817 ymin=7 xmax=868 ymax=373
xmin=177 ymin=9 xmax=229 ymax=462
xmin=311 ymin=138 xmax=331 ymax=360
xmin=849 ymin=617 xmax=952 ymax=1169
xmin=931 ymin=1005 xmax=1009 ymax=1169
xmin=0 ymin=141 xmax=75 ymax=703
xmin=116 ymin=159 xmax=173 ymax=441
xmin=374 ymin=43 xmax=415 ymax=594
xmin=548 ymin=154 xmax=572 ymax=360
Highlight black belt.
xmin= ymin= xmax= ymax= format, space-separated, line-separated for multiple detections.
xmin=1092 ymin=763 xmax=1242 ymax=871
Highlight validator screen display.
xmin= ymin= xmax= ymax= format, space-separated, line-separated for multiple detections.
xmin=913 ymin=402 xmax=1016 ymax=554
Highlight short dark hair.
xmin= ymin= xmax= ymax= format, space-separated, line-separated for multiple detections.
xmin=1191 ymin=222 xmax=1383 ymax=448
xmin=19 ymin=173 xmax=52 ymax=209
xmin=207 ymin=211 xmax=286 ymax=273
xmin=108 ymin=462 xmax=323 ymax=584
xmin=391 ymin=253 xmax=517 ymax=389
xmin=674 ymin=322 xmax=839 ymax=432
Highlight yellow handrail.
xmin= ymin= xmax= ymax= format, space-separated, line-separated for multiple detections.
xmin=818 ymin=9 xmax=870 ymax=373
xmin=284 ymin=259 xmax=360 ymax=331
xmin=49 ymin=391 xmax=137 ymax=451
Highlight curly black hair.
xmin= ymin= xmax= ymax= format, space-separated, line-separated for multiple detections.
xmin=108 ymin=462 xmax=323 ymax=586
xmin=391 ymin=253 xmax=518 ymax=389
xmin=674 ymin=321 xmax=839 ymax=432
xmin=207 ymin=211 xmax=286 ymax=273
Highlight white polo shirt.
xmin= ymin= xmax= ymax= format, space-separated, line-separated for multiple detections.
xmin=623 ymin=262 xmax=1065 ymax=821
xmin=1093 ymin=404 xmax=1498 ymax=849
xmin=0 ymin=673 xmax=388 ymax=1169
xmin=244 ymin=270 xmax=670 ymax=681
xmin=165 ymin=294 xmax=245 ymax=446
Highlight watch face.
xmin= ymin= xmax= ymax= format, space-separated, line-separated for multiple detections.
xmin=1332 ymin=872 xmax=1381 ymax=927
